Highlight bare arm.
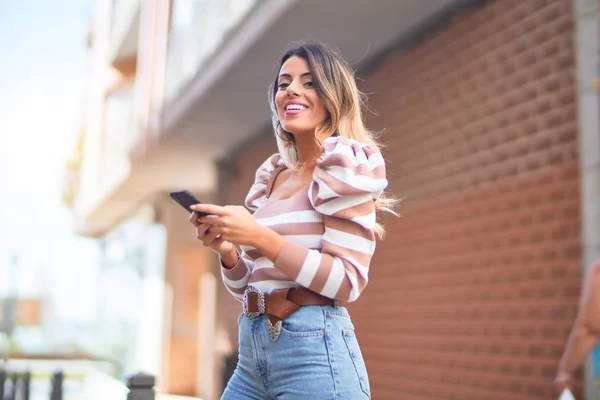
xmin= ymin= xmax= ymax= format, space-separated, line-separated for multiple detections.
xmin=557 ymin=323 xmax=598 ymax=375
xmin=555 ymin=260 xmax=600 ymax=393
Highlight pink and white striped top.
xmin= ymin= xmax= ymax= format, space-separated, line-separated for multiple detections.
xmin=221 ymin=136 xmax=388 ymax=302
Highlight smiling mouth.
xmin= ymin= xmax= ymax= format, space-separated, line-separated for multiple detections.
xmin=285 ymin=104 xmax=308 ymax=111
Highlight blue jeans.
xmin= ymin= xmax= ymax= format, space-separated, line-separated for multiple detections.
xmin=221 ymin=305 xmax=371 ymax=399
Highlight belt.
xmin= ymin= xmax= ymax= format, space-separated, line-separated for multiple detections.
xmin=242 ymin=286 xmax=335 ymax=341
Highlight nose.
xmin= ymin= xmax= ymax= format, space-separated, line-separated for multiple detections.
xmin=286 ymin=80 xmax=301 ymax=97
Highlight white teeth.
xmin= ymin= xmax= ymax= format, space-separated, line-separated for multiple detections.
xmin=286 ymin=104 xmax=307 ymax=111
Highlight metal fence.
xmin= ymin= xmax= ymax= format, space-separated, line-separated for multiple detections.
xmin=0 ymin=368 xmax=31 ymax=400
xmin=0 ymin=366 xmax=156 ymax=400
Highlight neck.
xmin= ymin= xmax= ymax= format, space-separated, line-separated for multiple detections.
xmin=293 ymin=133 xmax=321 ymax=168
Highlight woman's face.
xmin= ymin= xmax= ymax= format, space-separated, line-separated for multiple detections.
xmin=275 ymin=56 xmax=327 ymax=137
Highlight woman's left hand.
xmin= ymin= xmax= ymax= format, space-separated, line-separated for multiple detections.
xmin=191 ymin=204 xmax=266 ymax=247
xmin=553 ymin=372 xmax=573 ymax=397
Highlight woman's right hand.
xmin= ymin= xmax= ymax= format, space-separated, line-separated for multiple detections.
xmin=189 ymin=211 xmax=237 ymax=266
xmin=553 ymin=372 xmax=573 ymax=397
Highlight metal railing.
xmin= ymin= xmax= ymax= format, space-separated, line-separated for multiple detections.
xmin=109 ymin=0 xmax=141 ymax=62
xmin=98 ymin=85 xmax=140 ymax=193
xmin=0 ymin=368 xmax=31 ymax=400
xmin=0 ymin=365 xmax=198 ymax=400
xmin=0 ymin=367 xmax=62 ymax=400
xmin=163 ymin=0 xmax=258 ymax=103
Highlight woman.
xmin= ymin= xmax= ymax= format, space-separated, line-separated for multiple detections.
xmin=554 ymin=259 xmax=600 ymax=397
xmin=190 ymin=41 xmax=396 ymax=399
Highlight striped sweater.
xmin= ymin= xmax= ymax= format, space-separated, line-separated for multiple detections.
xmin=221 ymin=136 xmax=388 ymax=302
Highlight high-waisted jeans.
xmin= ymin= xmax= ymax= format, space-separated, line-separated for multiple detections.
xmin=221 ymin=305 xmax=371 ymax=399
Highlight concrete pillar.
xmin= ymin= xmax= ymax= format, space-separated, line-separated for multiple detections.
xmin=574 ymin=0 xmax=600 ymax=397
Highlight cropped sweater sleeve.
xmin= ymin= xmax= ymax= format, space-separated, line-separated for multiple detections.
xmin=220 ymin=154 xmax=284 ymax=300
xmin=274 ymin=136 xmax=388 ymax=302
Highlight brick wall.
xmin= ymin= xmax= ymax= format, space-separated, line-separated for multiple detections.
xmin=355 ymin=0 xmax=581 ymax=398
xmin=217 ymin=0 xmax=582 ymax=398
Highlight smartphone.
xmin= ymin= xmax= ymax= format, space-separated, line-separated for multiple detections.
xmin=559 ymin=389 xmax=575 ymax=400
xmin=169 ymin=190 xmax=209 ymax=217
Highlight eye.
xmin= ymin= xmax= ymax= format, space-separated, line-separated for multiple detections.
xmin=304 ymin=81 xmax=315 ymax=88
xmin=278 ymin=82 xmax=289 ymax=90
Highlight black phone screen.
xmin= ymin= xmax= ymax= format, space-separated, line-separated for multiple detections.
xmin=169 ymin=190 xmax=208 ymax=217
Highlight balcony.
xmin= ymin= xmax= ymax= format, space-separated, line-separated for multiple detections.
xmin=74 ymin=0 xmax=459 ymax=236
xmin=109 ymin=0 xmax=141 ymax=71
xmin=99 ymin=87 xmax=138 ymax=196
xmin=163 ymin=0 xmax=258 ymax=105
xmin=73 ymin=82 xmax=217 ymax=236
xmin=160 ymin=0 xmax=456 ymax=159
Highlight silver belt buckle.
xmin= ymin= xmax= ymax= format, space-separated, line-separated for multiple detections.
xmin=243 ymin=286 xmax=265 ymax=319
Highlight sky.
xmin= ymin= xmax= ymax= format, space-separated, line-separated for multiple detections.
xmin=0 ymin=1 xmax=101 ymax=324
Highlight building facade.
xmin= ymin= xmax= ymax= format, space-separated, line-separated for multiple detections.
xmin=67 ymin=0 xmax=600 ymax=398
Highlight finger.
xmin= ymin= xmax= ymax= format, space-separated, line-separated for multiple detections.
xmin=191 ymin=203 xmax=228 ymax=216
xmin=198 ymin=214 xmax=220 ymax=225
xmin=189 ymin=211 xmax=200 ymax=226
xmin=199 ymin=223 xmax=211 ymax=235
xmin=209 ymin=226 xmax=226 ymax=235
xmin=203 ymin=230 xmax=220 ymax=246
xmin=196 ymin=223 xmax=210 ymax=239
xmin=200 ymin=216 xmax=229 ymax=227
xmin=196 ymin=213 xmax=216 ymax=224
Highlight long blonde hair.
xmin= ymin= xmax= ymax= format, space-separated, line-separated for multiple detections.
xmin=268 ymin=41 xmax=398 ymax=238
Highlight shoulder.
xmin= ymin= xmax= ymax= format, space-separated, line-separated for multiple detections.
xmin=308 ymin=136 xmax=388 ymax=229
xmin=259 ymin=153 xmax=285 ymax=175
xmin=313 ymin=136 xmax=388 ymax=198
xmin=245 ymin=153 xmax=286 ymax=211
xmin=319 ymin=136 xmax=385 ymax=169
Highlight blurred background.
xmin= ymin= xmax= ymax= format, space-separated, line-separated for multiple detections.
xmin=0 ymin=0 xmax=598 ymax=399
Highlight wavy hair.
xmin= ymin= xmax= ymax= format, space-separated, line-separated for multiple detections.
xmin=268 ymin=41 xmax=398 ymax=237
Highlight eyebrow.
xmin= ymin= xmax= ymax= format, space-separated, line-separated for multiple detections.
xmin=278 ymin=72 xmax=313 ymax=80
